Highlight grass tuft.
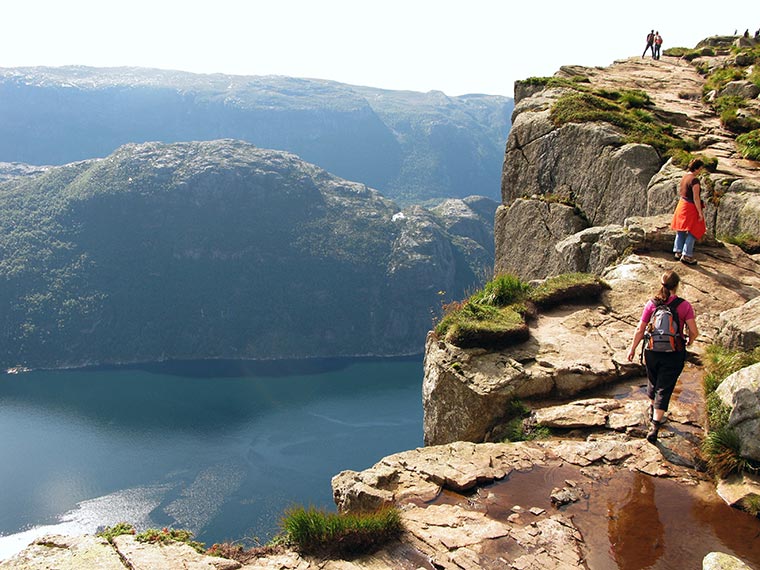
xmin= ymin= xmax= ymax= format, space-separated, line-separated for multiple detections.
xmin=741 ymin=494 xmax=760 ymax=518
xmin=700 ymin=345 xmax=760 ymax=477
xmin=719 ymin=232 xmax=760 ymax=254
xmin=701 ymin=426 xmax=756 ymax=478
xmin=435 ymin=273 xmax=605 ymax=348
xmin=469 ymin=273 xmax=532 ymax=307
xmin=280 ymin=506 xmax=402 ymax=559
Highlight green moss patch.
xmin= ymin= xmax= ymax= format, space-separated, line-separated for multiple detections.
xmin=528 ymin=273 xmax=608 ymax=309
xmin=436 ymin=302 xmax=529 ymax=349
xmin=549 ymin=90 xmax=693 ymax=155
xmin=435 ymin=272 xmax=605 ymax=349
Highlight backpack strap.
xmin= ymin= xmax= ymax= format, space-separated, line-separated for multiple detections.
xmin=666 ymin=297 xmax=685 ymax=349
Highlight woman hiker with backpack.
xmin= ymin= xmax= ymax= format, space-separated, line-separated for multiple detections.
xmin=626 ymin=270 xmax=699 ymax=443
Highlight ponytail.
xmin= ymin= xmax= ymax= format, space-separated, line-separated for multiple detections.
xmin=653 ymin=270 xmax=680 ymax=304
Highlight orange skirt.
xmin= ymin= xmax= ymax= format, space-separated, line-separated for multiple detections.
xmin=671 ymin=199 xmax=706 ymax=240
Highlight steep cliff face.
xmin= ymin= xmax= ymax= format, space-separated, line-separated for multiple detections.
xmin=0 ymin=140 xmax=495 ymax=369
xmin=494 ymin=56 xmax=760 ymax=280
xmin=0 ymin=67 xmax=512 ymax=204
xmin=425 ymin=52 xmax=760 ymax=446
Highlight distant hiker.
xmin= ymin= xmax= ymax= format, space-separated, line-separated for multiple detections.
xmin=643 ymin=30 xmax=655 ymax=58
xmin=654 ymin=32 xmax=663 ymax=59
xmin=671 ymin=158 xmax=706 ymax=265
xmin=744 ymin=29 xmax=750 ymax=38
xmin=626 ymin=270 xmax=699 ymax=443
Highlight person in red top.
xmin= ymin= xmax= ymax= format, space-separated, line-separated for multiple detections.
xmin=654 ymin=32 xmax=663 ymax=60
xmin=626 ymin=270 xmax=699 ymax=442
xmin=671 ymin=158 xmax=706 ymax=265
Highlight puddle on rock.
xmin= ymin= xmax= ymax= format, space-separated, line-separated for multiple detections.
xmin=432 ymin=463 xmax=760 ymax=569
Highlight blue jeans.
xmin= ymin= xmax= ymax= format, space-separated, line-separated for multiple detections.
xmin=673 ymin=231 xmax=696 ymax=257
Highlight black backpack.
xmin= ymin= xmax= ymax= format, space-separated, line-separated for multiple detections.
xmin=644 ymin=297 xmax=685 ymax=353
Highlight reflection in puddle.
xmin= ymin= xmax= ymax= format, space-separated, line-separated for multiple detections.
xmin=433 ymin=464 xmax=760 ymax=569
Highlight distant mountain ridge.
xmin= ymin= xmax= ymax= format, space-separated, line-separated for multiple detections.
xmin=0 ymin=139 xmax=497 ymax=369
xmin=0 ymin=66 xmax=512 ymax=204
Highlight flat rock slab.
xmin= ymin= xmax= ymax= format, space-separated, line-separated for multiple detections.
xmin=402 ymin=505 xmax=585 ymax=570
xmin=0 ymin=535 xmax=125 ymax=570
xmin=114 ymin=535 xmax=241 ymax=570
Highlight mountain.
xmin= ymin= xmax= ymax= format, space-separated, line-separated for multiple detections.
xmin=0 ymin=66 xmax=512 ymax=204
xmin=0 ymin=139 xmax=496 ymax=369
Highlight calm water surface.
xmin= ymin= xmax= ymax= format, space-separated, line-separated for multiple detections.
xmin=0 ymin=357 xmax=423 ymax=559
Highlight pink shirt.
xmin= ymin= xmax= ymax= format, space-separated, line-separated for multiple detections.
xmin=640 ymin=295 xmax=695 ymax=336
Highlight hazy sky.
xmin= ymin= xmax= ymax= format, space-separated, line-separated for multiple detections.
xmin=1 ymin=1 xmax=754 ymax=96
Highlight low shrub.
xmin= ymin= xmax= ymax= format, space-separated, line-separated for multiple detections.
xmin=663 ymin=47 xmax=691 ymax=57
xmin=737 ymin=129 xmax=760 ymax=161
xmin=97 ymin=522 xmax=135 ymax=544
xmin=280 ymin=506 xmax=402 ymax=558
xmin=499 ymin=399 xmax=550 ymax=442
xmin=135 ymin=527 xmax=206 ymax=554
xmin=720 ymin=108 xmax=760 ymax=134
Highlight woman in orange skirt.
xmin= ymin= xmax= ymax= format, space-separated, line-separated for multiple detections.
xmin=671 ymin=158 xmax=706 ymax=265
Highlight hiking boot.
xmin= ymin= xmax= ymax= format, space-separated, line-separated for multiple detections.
xmin=646 ymin=420 xmax=663 ymax=443
xmin=680 ymin=255 xmax=698 ymax=265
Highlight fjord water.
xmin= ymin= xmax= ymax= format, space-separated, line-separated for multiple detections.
xmin=0 ymin=357 xmax=423 ymax=559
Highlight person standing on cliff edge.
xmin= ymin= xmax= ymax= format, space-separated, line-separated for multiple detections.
xmin=671 ymin=158 xmax=706 ymax=265
xmin=643 ymin=30 xmax=655 ymax=58
xmin=626 ymin=270 xmax=699 ymax=443
xmin=654 ymin=31 xmax=663 ymax=59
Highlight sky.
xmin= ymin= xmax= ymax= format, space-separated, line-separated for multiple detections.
xmin=1 ymin=1 xmax=755 ymax=97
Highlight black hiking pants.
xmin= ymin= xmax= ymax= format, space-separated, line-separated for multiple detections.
xmin=644 ymin=350 xmax=686 ymax=411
